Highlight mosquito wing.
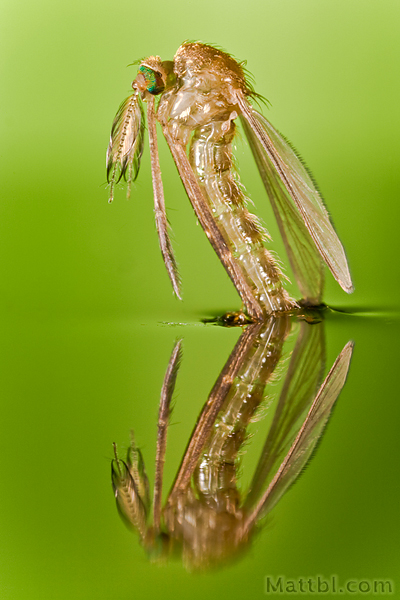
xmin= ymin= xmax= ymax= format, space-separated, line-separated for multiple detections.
xmin=106 ymin=91 xmax=145 ymax=203
xmin=237 ymin=94 xmax=353 ymax=295
xmin=241 ymin=116 xmax=324 ymax=303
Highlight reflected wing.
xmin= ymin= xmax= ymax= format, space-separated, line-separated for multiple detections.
xmin=237 ymin=93 xmax=353 ymax=295
xmin=106 ymin=91 xmax=145 ymax=203
xmin=243 ymin=340 xmax=354 ymax=530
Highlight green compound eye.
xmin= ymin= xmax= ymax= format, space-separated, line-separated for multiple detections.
xmin=139 ymin=65 xmax=164 ymax=94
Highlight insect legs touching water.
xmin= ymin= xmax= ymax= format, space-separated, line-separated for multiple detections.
xmin=107 ymin=42 xmax=354 ymax=320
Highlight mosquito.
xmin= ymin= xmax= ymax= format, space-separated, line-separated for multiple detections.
xmin=107 ymin=42 xmax=353 ymax=321
xmin=111 ymin=316 xmax=354 ymax=569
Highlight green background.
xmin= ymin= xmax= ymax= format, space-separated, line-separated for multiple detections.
xmin=1 ymin=0 xmax=399 ymax=598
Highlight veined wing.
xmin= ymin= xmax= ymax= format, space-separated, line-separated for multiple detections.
xmin=242 ymin=340 xmax=354 ymax=532
xmin=241 ymin=116 xmax=324 ymax=304
xmin=237 ymin=94 xmax=353 ymax=294
xmin=106 ymin=91 xmax=145 ymax=203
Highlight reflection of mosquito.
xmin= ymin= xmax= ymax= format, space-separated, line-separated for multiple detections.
xmin=107 ymin=42 xmax=353 ymax=320
xmin=112 ymin=316 xmax=353 ymax=569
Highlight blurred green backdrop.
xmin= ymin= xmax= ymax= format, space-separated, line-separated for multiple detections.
xmin=0 ymin=0 xmax=399 ymax=598
xmin=1 ymin=0 xmax=399 ymax=319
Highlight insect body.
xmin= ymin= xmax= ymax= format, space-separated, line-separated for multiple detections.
xmin=107 ymin=43 xmax=353 ymax=320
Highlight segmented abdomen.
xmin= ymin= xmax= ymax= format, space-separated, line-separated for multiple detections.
xmin=193 ymin=317 xmax=291 ymax=505
xmin=189 ymin=119 xmax=294 ymax=314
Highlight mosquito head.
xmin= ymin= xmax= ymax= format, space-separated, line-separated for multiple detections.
xmin=132 ymin=57 xmax=175 ymax=96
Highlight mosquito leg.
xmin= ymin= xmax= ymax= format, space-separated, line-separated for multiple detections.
xmin=163 ymin=128 xmax=264 ymax=321
xmin=147 ymin=96 xmax=181 ymax=299
xmin=167 ymin=322 xmax=263 ymax=500
xmin=153 ymin=339 xmax=183 ymax=531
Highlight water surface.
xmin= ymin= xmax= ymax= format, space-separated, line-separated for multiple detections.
xmin=0 ymin=308 xmax=398 ymax=597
